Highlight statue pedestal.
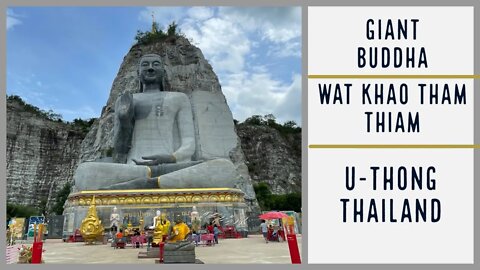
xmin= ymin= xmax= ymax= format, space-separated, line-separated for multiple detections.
xmin=63 ymin=188 xmax=248 ymax=240
xmin=164 ymin=250 xmax=196 ymax=264
xmin=138 ymin=247 xmax=160 ymax=259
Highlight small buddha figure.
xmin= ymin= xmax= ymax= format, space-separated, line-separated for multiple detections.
xmin=152 ymin=210 xmax=161 ymax=229
xmin=127 ymin=219 xmax=133 ymax=231
xmin=168 ymin=217 xmax=190 ymax=243
xmin=152 ymin=220 xmax=164 ymax=246
xmin=160 ymin=213 xmax=171 ymax=238
xmin=139 ymin=215 xmax=145 ymax=234
xmin=152 ymin=211 xmax=171 ymax=246
xmin=109 ymin=207 xmax=120 ymax=232
xmin=190 ymin=206 xmax=200 ymax=233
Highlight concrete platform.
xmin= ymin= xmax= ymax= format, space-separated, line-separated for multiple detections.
xmin=41 ymin=235 xmax=302 ymax=264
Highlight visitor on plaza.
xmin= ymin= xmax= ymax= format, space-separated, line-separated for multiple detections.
xmin=213 ymin=224 xmax=220 ymax=244
xmin=207 ymin=222 xmax=214 ymax=234
xmin=116 ymin=229 xmax=123 ymax=240
xmin=260 ymin=220 xmax=268 ymax=243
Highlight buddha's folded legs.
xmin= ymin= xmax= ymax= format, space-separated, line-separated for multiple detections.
xmin=74 ymin=158 xmax=239 ymax=191
xmin=74 ymin=163 xmax=150 ymax=191
xmin=155 ymin=158 xmax=240 ymax=189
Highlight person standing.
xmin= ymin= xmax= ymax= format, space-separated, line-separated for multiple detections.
xmin=260 ymin=220 xmax=268 ymax=243
xmin=213 ymin=224 xmax=220 ymax=244
xmin=207 ymin=222 xmax=214 ymax=234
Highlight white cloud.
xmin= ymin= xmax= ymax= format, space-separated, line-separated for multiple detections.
xmin=7 ymin=9 xmax=22 ymax=30
xmin=182 ymin=16 xmax=250 ymax=73
xmin=218 ymin=7 xmax=301 ymax=44
xmin=187 ymin=7 xmax=214 ymax=21
xmin=269 ymin=41 xmax=302 ymax=58
xmin=222 ymin=71 xmax=301 ymax=125
xmin=274 ymin=74 xmax=302 ymax=125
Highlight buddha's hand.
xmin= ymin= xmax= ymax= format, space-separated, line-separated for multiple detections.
xmin=116 ymin=92 xmax=134 ymax=121
xmin=132 ymin=154 xmax=176 ymax=165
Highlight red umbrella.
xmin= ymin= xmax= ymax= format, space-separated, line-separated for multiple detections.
xmin=259 ymin=211 xmax=289 ymax=220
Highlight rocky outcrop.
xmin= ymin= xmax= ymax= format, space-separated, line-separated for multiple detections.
xmin=6 ymin=99 xmax=85 ymax=211
xmin=236 ymin=124 xmax=301 ymax=195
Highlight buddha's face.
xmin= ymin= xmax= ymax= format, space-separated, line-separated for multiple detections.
xmin=139 ymin=54 xmax=163 ymax=85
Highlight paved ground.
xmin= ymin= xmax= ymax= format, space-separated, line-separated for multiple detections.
xmin=41 ymin=235 xmax=302 ymax=264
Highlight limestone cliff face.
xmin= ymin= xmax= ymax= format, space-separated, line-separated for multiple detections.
xmin=236 ymin=124 xmax=301 ymax=195
xmin=6 ymin=99 xmax=85 ymax=211
xmin=78 ymin=36 xmax=258 ymax=209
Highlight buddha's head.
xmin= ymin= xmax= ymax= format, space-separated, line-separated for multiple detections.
xmin=174 ymin=214 xmax=183 ymax=224
xmin=138 ymin=54 xmax=164 ymax=91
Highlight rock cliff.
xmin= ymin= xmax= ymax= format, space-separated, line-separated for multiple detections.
xmin=6 ymin=98 xmax=85 ymax=212
xmin=236 ymin=123 xmax=301 ymax=194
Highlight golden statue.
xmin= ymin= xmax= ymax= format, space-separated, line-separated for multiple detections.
xmin=79 ymin=196 xmax=104 ymax=244
xmin=168 ymin=218 xmax=190 ymax=243
xmin=152 ymin=211 xmax=171 ymax=245
xmin=160 ymin=213 xmax=171 ymax=236
xmin=139 ymin=214 xmax=145 ymax=234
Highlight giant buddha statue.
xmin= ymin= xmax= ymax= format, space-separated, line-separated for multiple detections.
xmin=73 ymin=54 xmax=240 ymax=191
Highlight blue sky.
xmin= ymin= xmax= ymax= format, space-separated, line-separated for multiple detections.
xmin=7 ymin=7 xmax=301 ymax=124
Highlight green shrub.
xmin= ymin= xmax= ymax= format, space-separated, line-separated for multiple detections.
xmin=51 ymin=182 xmax=72 ymax=215
xmin=7 ymin=95 xmax=63 ymax=122
xmin=7 ymin=203 xmax=40 ymax=219
xmin=242 ymin=114 xmax=301 ymax=136
xmin=134 ymin=21 xmax=182 ymax=45
xmin=253 ymin=182 xmax=301 ymax=212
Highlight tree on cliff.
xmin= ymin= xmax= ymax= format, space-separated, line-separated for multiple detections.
xmin=7 ymin=95 xmax=63 ymax=122
xmin=134 ymin=21 xmax=181 ymax=45
xmin=51 ymin=182 xmax=72 ymax=215
xmin=7 ymin=204 xmax=39 ymax=219
xmin=243 ymin=114 xmax=301 ymax=136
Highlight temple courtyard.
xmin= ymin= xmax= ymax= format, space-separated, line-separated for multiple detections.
xmin=40 ymin=234 xmax=302 ymax=264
